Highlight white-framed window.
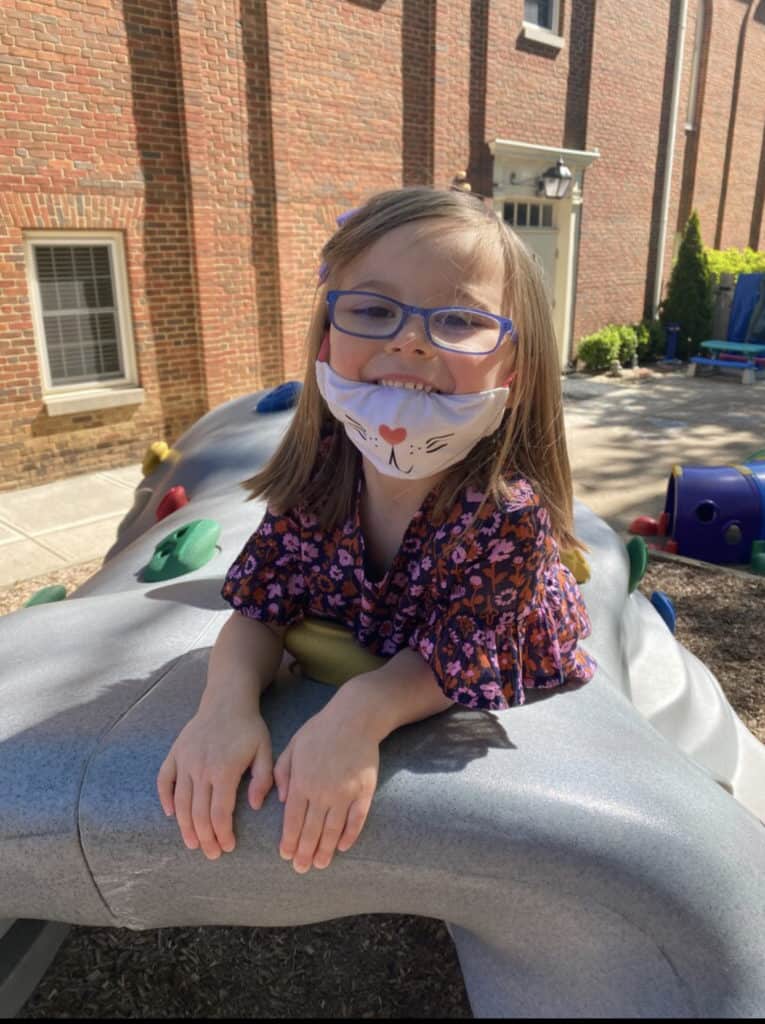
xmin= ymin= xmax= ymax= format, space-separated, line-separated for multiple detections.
xmin=24 ymin=231 xmax=144 ymax=416
xmin=503 ymin=201 xmax=555 ymax=229
xmin=522 ymin=0 xmax=564 ymax=49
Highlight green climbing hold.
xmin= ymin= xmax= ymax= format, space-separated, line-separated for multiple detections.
xmin=626 ymin=536 xmax=648 ymax=593
xmin=142 ymin=518 xmax=221 ymax=582
xmin=24 ymin=584 xmax=67 ymax=607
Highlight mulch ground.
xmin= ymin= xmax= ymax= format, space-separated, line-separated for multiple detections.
xmin=4 ymin=555 xmax=763 ymax=1019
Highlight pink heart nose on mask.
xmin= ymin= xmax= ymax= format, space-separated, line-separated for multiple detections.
xmin=379 ymin=425 xmax=407 ymax=446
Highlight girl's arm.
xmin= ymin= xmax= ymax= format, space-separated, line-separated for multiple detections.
xmin=157 ymin=611 xmax=286 ymax=860
xmin=330 ymin=648 xmax=454 ymax=740
xmin=273 ymin=649 xmax=452 ymax=874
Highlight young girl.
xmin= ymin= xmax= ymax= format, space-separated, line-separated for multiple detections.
xmin=157 ymin=186 xmax=595 ymax=875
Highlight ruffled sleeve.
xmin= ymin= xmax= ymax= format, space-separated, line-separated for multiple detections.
xmin=409 ymin=500 xmax=595 ymax=710
xmin=220 ymin=506 xmax=307 ymax=626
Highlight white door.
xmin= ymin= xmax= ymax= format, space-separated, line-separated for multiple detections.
xmin=516 ymin=228 xmax=557 ymax=307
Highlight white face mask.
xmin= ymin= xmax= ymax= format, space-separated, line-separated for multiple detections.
xmin=315 ymin=361 xmax=509 ymax=479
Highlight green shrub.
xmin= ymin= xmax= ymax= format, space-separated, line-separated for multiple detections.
xmin=705 ymin=246 xmax=765 ymax=281
xmin=635 ymin=318 xmax=664 ymax=362
xmin=659 ymin=210 xmax=713 ymax=358
xmin=616 ymin=324 xmax=638 ymax=364
xmin=577 ymin=325 xmax=623 ymax=371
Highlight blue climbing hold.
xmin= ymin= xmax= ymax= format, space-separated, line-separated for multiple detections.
xmin=650 ymin=590 xmax=677 ymax=634
xmin=255 ymin=381 xmax=302 ymax=413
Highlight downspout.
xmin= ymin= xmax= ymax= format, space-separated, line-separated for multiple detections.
xmin=651 ymin=0 xmax=689 ymax=318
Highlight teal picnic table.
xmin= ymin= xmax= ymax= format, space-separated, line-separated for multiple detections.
xmin=687 ymin=339 xmax=765 ymax=384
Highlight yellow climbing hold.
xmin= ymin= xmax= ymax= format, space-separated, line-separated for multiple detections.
xmin=561 ymin=548 xmax=591 ymax=584
xmin=142 ymin=440 xmax=177 ymax=477
xmin=284 ymin=618 xmax=387 ymax=687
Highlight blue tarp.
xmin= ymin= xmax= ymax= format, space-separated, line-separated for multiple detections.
xmin=727 ymin=272 xmax=765 ymax=341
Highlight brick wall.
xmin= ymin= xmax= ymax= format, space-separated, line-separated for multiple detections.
xmin=1 ymin=0 xmax=205 ymax=489
xmin=573 ymin=0 xmax=698 ymax=340
xmin=691 ymin=1 xmax=765 ymax=251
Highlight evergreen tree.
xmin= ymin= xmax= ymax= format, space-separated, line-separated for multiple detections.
xmin=659 ymin=210 xmax=713 ymax=359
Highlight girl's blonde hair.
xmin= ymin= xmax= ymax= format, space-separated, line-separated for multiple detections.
xmin=243 ymin=186 xmax=581 ymax=550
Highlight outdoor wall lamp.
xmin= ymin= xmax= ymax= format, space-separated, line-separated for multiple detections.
xmin=509 ymin=157 xmax=573 ymax=199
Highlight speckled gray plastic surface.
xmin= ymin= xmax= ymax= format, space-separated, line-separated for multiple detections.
xmin=1 ymin=389 xmax=764 ymax=1017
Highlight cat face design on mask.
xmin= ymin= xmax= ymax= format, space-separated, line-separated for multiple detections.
xmin=344 ymin=414 xmax=455 ymax=474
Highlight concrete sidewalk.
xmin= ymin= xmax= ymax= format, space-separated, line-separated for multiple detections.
xmin=0 ymin=463 xmax=144 ymax=588
xmin=1 ymin=369 xmax=764 ymax=589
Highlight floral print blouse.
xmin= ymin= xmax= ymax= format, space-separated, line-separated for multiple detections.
xmin=221 ymin=473 xmax=595 ymax=711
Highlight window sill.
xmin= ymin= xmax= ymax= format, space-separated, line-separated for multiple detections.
xmin=521 ymin=22 xmax=565 ymax=49
xmin=44 ymin=386 xmax=146 ymax=417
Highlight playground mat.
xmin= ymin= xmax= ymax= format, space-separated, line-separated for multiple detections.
xmin=8 ymin=556 xmax=763 ymax=1020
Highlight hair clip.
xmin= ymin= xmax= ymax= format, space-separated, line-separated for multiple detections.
xmin=317 ymin=208 xmax=360 ymax=282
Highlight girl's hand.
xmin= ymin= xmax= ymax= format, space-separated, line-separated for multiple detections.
xmin=273 ymin=704 xmax=380 ymax=873
xmin=157 ymin=708 xmax=274 ymax=860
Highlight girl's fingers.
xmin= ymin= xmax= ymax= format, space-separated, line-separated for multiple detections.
xmin=273 ymin=743 xmax=292 ymax=803
xmin=190 ymin=779 xmax=221 ymax=860
xmin=312 ymin=806 xmax=347 ymax=870
xmin=291 ymin=804 xmax=328 ymax=874
xmin=156 ymin=754 xmax=177 ymax=817
xmin=279 ymin=790 xmax=308 ymax=862
xmin=209 ymin=778 xmax=238 ymax=854
xmin=248 ymin=757 xmax=274 ymax=811
xmin=172 ymin=773 xmax=199 ymax=851
xmin=336 ymin=797 xmax=371 ymax=853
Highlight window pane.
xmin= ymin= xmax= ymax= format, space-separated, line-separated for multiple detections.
xmin=35 ymin=247 xmax=54 ymax=281
xmin=503 ymin=202 xmax=514 ymax=225
xmin=516 ymin=203 xmax=528 ymax=227
xmin=74 ymin=248 xmax=93 ymax=277
xmin=100 ymin=342 xmax=121 ymax=374
xmin=38 ymin=281 xmax=59 ymax=311
xmin=525 ymin=0 xmax=551 ymax=28
xmin=92 ymin=247 xmax=110 ymax=276
xmin=96 ymin=277 xmax=114 ymax=307
xmin=57 ymin=280 xmax=86 ymax=309
xmin=82 ymin=344 xmax=101 ymax=376
xmin=530 ymin=204 xmax=540 ymax=227
xmin=53 ymin=247 xmax=74 ymax=280
xmin=97 ymin=312 xmax=117 ymax=341
xmin=542 ymin=204 xmax=553 ymax=227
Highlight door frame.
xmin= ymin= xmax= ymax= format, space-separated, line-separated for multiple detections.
xmin=489 ymin=139 xmax=599 ymax=368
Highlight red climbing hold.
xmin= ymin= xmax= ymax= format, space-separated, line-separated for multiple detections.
xmin=156 ymin=485 xmax=189 ymax=521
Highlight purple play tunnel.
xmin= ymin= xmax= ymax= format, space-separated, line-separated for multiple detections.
xmin=663 ymin=459 xmax=765 ymax=564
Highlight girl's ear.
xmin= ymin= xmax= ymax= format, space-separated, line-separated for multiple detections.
xmin=501 ymin=371 xmax=516 ymax=388
xmin=317 ymin=329 xmax=330 ymax=363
